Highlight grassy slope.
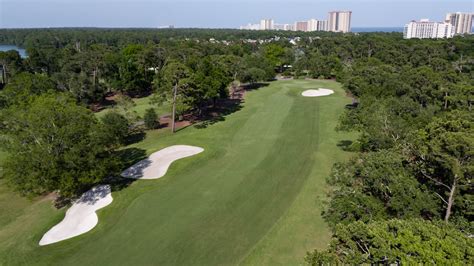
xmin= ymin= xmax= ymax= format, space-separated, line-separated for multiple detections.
xmin=0 ymin=79 xmax=354 ymax=265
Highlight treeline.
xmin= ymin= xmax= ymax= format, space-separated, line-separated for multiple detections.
xmin=0 ymin=28 xmax=350 ymax=47
xmin=300 ymin=35 xmax=474 ymax=263
xmin=0 ymin=29 xmax=285 ymax=199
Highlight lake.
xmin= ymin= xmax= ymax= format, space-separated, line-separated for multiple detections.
xmin=0 ymin=45 xmax=27 ymax=58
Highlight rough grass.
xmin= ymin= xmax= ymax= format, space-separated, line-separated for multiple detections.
xmin=0 ymin=80 xmax=355 ymax=265
xmin=95 ymin=94 xmax=171 ymax=119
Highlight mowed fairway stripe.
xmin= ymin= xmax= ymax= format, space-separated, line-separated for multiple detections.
xmin=63 ymin=81 xmax=309 ymax=265
xmin=0 ymin=80 xmax=352 ymax=266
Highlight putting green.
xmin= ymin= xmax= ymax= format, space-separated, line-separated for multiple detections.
xmin=0 ymin=79 xmax=355 ymax=265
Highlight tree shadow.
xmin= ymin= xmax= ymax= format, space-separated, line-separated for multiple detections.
xmin=125 ymin=131 xmax=146 ymax=145
xmin=345 ymin=102 xmax=359 ymax=109
xmin=194 ymin=98 xmax=243 ymax=129
xmin=337 ymin=140 xmax=356 ymax=152
xmin=241 ymin=82 xmax=270 ymax=91
xmin=107 ymin=147 xmax=148 ymax=192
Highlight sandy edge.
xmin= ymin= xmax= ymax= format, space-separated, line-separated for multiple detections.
xmin=301 ymin=88 xmax=334 ymax=97
xmin=39 ymin=185 xmax=113 ymax=246
xmin=121 ymin=145 xmax=204 ymax=180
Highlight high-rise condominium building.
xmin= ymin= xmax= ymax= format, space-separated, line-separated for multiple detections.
xmin=260 ymin=19 xmax=274 ymax=30
xmin=308 ymin=19 xmax=328 ymax=31
xmin=328 ymin=11 xmax=352 ymax=33
xmin=404 ymin=19 xmax=454 ymax=39
xmin=295 ymin=21 xmax=309 ymax=31
xmin=445 ymin=12 xmax=473 ymax=35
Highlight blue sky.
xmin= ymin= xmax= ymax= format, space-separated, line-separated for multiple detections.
xmin=1 ymin=0 xmax=473 ymax=28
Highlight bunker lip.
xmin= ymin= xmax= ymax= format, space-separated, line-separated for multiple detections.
xmin=301 ymin=88 xmax=334 ymax=97
xmin=121 ymin=145 xmax=204 ymax=180
xmin=39 ymin=185 xmax=113 ymax=246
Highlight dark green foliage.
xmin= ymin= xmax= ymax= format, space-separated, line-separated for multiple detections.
xmin=144 ymin=108 xmax=159 ymax=129
xmin=100 ymin=111 xmax=130 ymax=146
xmin=324 ymin=151 xmax=438 ymax=228
xmin=413 ymin=110 xmax=473 ymax=223
xmin=314 ymin=26 xmax=473 ymax=265
xmin=306 ymin=219 xmax=474 ymax=265
xmin=0 ymin=93 xmax=118 ymax=198
xmin=0 ymin=72 xmax=58 ymax=108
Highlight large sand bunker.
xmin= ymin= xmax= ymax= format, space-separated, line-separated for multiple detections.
xmin=39 ymin=185 xmax=113 ymax=246
xmin=121 ymin=145 xmax=204 ymax=180
xmin=301 ymin=88 xmax=334 ymax=97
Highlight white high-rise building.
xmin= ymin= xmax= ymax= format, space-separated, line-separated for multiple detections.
xmin=308 ymin=19 xmax=328 ymax=31
xmin=260 ymin=19 xmax=274 ymax=30
xmin=283 ymin=24 xmax=294 ymax=31
xmin=445 ymin=12 xmax=473 ymax=35
xmin=404 ymin=19 xmax=454 ymax=39
xmin=328 ymin=11 xmax=352 ymax=33
xmin=317 ymin=20 xmax=328 ymax=31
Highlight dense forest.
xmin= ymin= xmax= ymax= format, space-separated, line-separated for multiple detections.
xmin=0 ymin=28 xmax=473 ymax=263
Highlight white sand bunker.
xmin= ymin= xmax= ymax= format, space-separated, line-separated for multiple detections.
xmin=121 ymin=145 xmax=204 ymax=180
xmin=39 ymin=185 xmax=113 ymax=246
xmin=301 ymin=88 xmax=334 ymax=97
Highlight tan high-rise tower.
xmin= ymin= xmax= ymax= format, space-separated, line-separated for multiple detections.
xmin=445 ymin=12 xmax=473 ymax=35
xmin=328 ymin=11 xmax=352 ymax=33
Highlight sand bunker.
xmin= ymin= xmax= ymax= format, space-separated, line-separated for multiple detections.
xmin=39 ymin=185 xmax=113 ymax=246
xmin=301 ymin=88 xmax=334 ymax=97
xmin=121 ymin=145 xmax=204 ymax=180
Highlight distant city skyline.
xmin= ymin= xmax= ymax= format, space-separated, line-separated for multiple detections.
xmin=0 ymin=0 xmax=473 ymax=28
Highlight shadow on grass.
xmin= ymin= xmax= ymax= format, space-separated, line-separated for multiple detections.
xmin=194 ymin=98 xmax=243 ymax=129
xmin=241 ymin=82 xmax=270 ymax=91
xmin=125 ymin=131 xmax=146 ymax=145
xmin=192 ymin=83 xmax=271 ymax=129
xmin=337 ymin=140 xmax=359 ymax=152
xmin=107 ymin=147 xmax=148 ymax=192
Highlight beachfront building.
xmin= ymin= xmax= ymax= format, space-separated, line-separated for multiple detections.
xmin=445 ymin=12 xmax=473 ymax=35
xmin=260 ymin=19 xmax=274 ymax=30
xmin=308 ymin=19 xmax=328 ymax=31
xmin=328 ymin=11 xmax=352 ymax=33
xmin=404 ymin=19 xmax=454 ymax=39
xmin=295 ymin=21 xmax=309 ymax=32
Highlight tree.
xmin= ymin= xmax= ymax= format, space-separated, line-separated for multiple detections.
xmin=0 ymin=50 xmax=23 ymax=84
xmin=238 ymin=67 xmax=267 ymax=84
xmin=0 ymin=93 xmax=118 ymax=198
xmin=144 ymin=108 xmax=159 ymax=129
xmin=306 ymin=219 xmax=474 ymax=265
xmin=0 ymin=72 xmax=57 ymax=108
xmin=324 ymin=151 xmax=438 ymax=228
xmin=113 ymin=94 xmax=140 ymax=123
xmin=117 ymin=44 xmax=150 ymax=95
xmin=158 ymin=61 xmax=191 ymax=133
xmin=413 ymin=111 xmax=473 ymax=223
xmin=100 ymin=111 xmax=130 ymax=147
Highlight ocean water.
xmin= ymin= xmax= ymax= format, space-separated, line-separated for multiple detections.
xmin=0 ymin=44 xmax=27 ymax=58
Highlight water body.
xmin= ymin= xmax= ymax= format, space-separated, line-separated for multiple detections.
xmin=0 ymin=44 xmax=27 ymax=58
xmin=352 ymin=27 xmax=404 ymax=33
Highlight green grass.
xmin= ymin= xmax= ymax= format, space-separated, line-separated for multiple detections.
xmin=0 ymin=79 xmax=355 ymax=265
xmin=95 ymin=94 xmax=171 ymax=119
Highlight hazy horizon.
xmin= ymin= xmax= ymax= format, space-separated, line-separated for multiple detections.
xmin=1 ymin=0 xmax=473 ymax=29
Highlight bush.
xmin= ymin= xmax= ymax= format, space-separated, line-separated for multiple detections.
xmin=101 ymin=111 xmax=130 ymax=146
xmin=144 ymin=108 xmax=159 ymax=129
